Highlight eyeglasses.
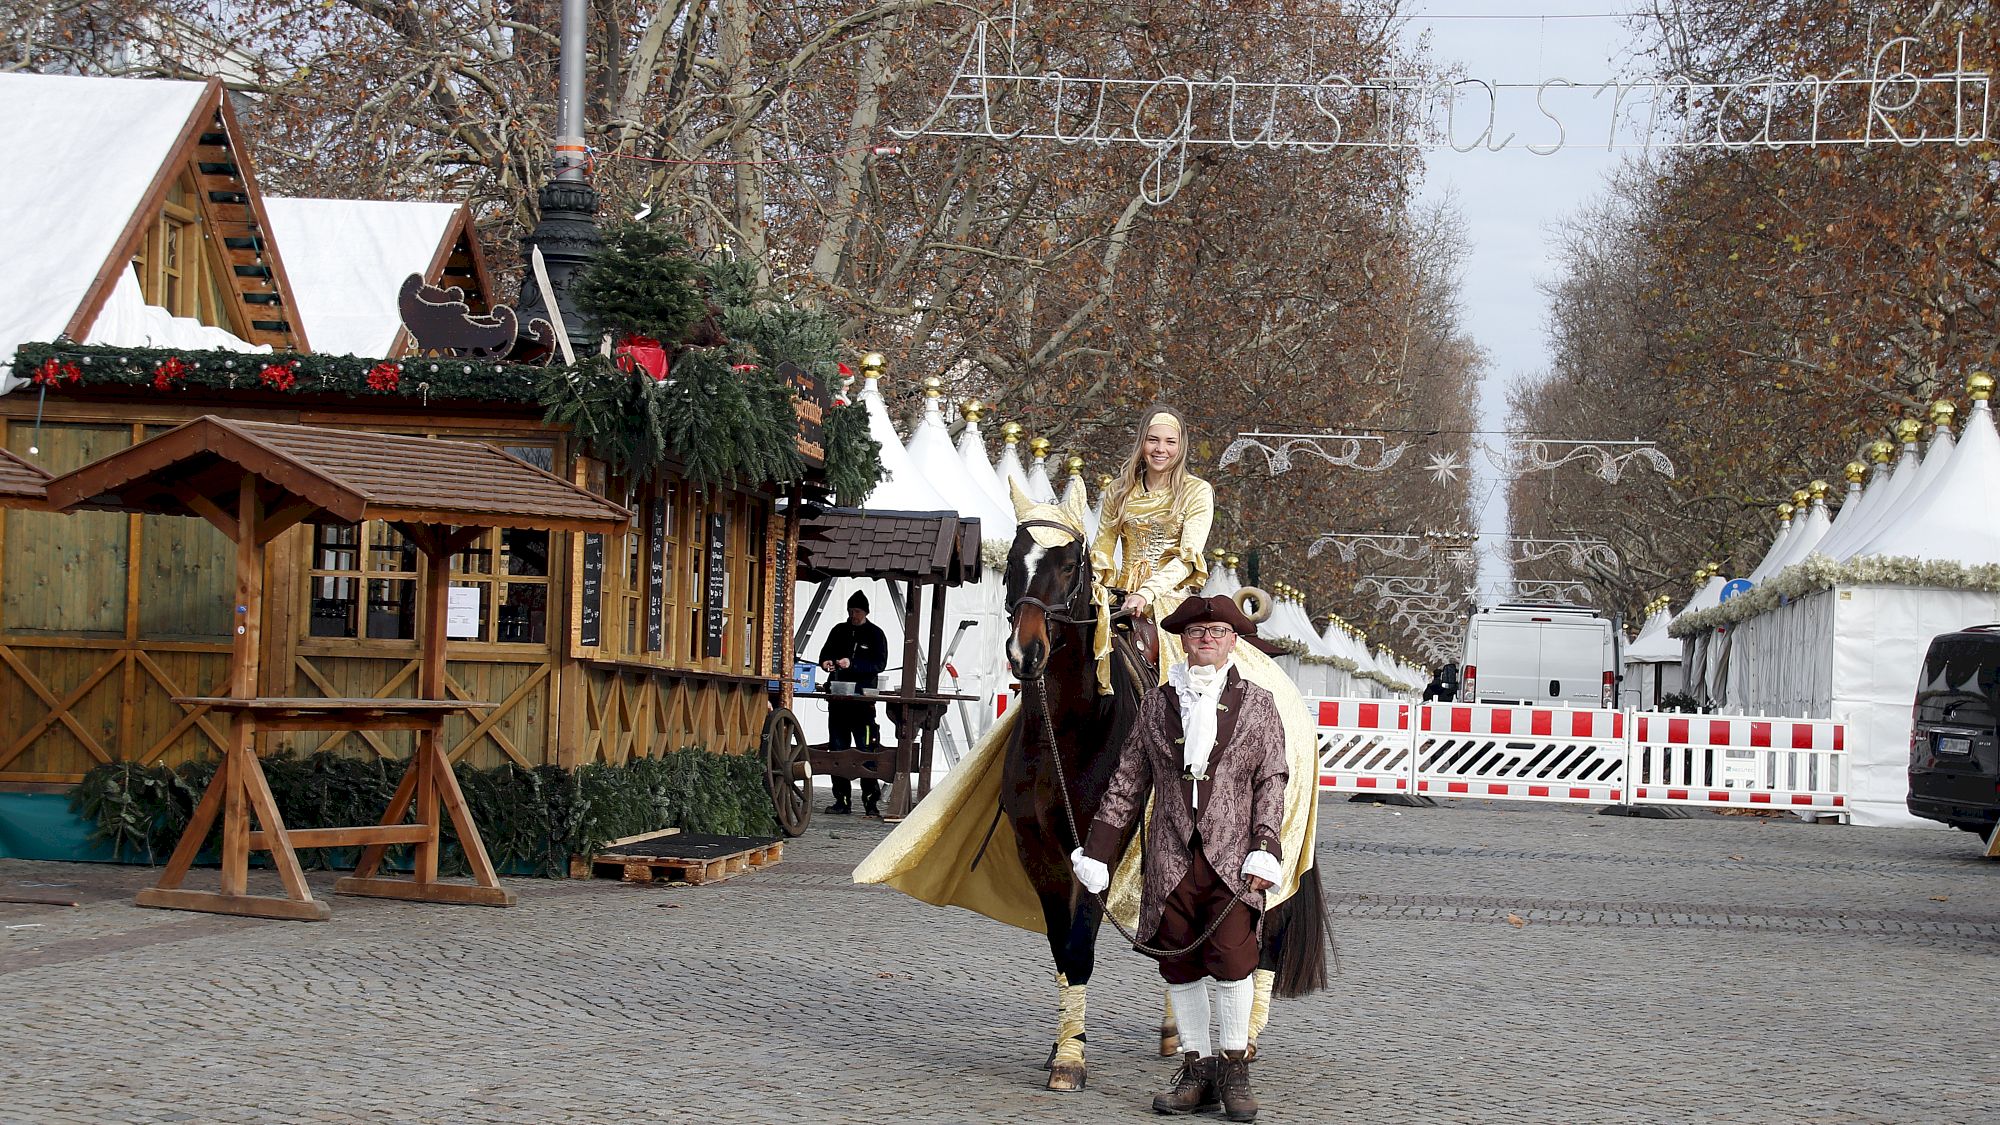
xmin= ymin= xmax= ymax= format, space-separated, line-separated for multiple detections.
xmin=1183 ymin=626 xmax=1236 ymax=640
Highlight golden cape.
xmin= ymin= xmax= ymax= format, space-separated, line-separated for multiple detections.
xmin=852 ymin=641 xmax=1321 ymax=934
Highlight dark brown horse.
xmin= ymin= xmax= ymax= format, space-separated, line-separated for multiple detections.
xmin=1001 ymin=505 xmax=1330 ymax=1092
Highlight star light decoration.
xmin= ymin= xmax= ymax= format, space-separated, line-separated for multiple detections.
xmin=1221 ymin=430 xmax=1673 ymax=483
xmin=1424 ymin=451 xmax=1465 ymax=484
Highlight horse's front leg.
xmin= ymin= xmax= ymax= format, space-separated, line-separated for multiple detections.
xmin=1037 ymin=887 xmax=1102 ymax=1091
xmin=1160 ymin=991 xmax=1181 ymax=1056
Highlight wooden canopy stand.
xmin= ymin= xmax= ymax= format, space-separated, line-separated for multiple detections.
xmin=43 ymin=417 xmax=629 ymax=921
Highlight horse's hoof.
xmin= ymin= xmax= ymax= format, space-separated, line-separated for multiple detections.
xmin=1245 ymin=1042 xmax=1258 ymax=1063
xmin=1159 ymin=1030 xmax=1181 ymax=1057
xmin=1046 ymin=1063 xmax=1087 ymax=1091
xmin=1041 ymin=1041 xmax=1056 ymax=1071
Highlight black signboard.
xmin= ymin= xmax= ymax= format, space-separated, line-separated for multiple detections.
xmin=647 ymin=498 xmax=667 ymax=652
xmin=703 ymin=512 xmax=728 ymax=659
xmin=780 ymin=360 xmax=828 ymax=466
xmin=579 ymin=533 xmax=604 ymax=648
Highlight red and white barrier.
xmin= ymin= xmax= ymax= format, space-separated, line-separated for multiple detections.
xmin=1305 ymin=698 xmax=1849 ymax=815
xmin=1627 ymin=713 xmax=1846 ymax=812
xmin=1414 ymin=702 xmax=1628 ymax=806
xmin=1314 ymin=700 xmax=1414 ymax=794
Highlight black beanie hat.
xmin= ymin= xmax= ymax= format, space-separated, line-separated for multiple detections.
xmin=848 ymin=590 xmax=869 ymax=612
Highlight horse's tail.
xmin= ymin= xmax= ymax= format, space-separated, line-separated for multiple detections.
xmin=1264 ymin=864 xmax=1335 ymax=998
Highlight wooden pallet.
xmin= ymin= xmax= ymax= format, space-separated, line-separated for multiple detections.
xmin=582 ymin=839 xmax=783 ymax=886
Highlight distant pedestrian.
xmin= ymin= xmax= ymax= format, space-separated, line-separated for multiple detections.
xmin=1422 ymin=664 xmax=1459 ymax=702
xmin=821 ymin=590 xmax=889 ymax=817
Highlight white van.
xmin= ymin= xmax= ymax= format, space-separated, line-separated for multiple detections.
xmin=1460 ymin=603 xmax=1616 ymax=708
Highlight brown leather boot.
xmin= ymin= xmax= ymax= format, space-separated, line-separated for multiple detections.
xmin=1150 ymin=1052 xmax=1217 ymax=1115
xmin=1217 ymin=1049 xmax=1258 ymax=1121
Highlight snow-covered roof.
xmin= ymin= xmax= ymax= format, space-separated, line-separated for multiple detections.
xmin=857 ymin=377 xmax=953 ymax=511
xmin=85 ymin=264 xmax=268 ymax=355
xmin=0 ymin=74 xmax=212 ymax=377
xmin=1623 ymin=607 xmax=1681 ymax=664
xmin=904 ymin=391 xmax=1013 ymax=541
xmin=1851 ymin=394 xmax=2000 ymax=565
xmin=0 ymin=73 xmax=309 ymax=391
xmin=261 ymin=197 xmax=472 ymax=358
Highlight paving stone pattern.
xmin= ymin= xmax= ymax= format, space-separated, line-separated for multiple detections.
xmin=4 ymin=795 xmax=1999 ymax=1124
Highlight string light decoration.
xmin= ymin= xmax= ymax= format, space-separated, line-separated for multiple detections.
xmin=1218 ymin=432 xmax=1407 ymax=475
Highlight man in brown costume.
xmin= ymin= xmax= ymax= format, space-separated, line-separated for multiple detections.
xmin=1071 ymin=595 xmax=1288 ymax=1121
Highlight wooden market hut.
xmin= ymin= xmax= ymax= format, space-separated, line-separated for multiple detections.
xmin=0 ymin=73 xmax=817 ymax=815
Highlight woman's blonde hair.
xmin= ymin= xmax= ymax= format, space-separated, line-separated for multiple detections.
xmin=1103 ymin=404 xmax=1192 ymax=529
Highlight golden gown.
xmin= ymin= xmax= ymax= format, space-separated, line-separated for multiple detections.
xmin=853 ymin=485 xmax=1320 ymax=934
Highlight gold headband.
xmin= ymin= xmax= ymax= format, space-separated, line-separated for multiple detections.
xmin=1146 ymin=411 xmax=1182 ymax=433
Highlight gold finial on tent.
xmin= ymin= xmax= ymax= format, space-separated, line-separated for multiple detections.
xmin=1028 ymin=437 xmax=1051 ymax=458
xmin=1969 ymin=372 xmax=1994 ymax=401
xmin=1101 ymin=474 xmax=1117 ymax=492
xmin=962 ymin=399 xmax=985 ymax=423
xmin=1929 ymin=400 xmax=1958 ymax=427
xmin=1867 ymin=439 xmax=1894 ymax=463
xmin=1808 ymin=479 xmax=1829 ymax=501
xmin=1843 ymin=461 xmax=1867 ymax=483
xmin=860 ymin=352 xmax=885 ymax=378
xmin=1789 ymin=488 xmax=1808 ymax=507
xmin=1066 ymin=454 xmax=1084 ymax=474
xmin=1226 ymin=553 xmax=1240 ymax=568
xmin=922 ymin=375 xmax=942 ymax=399
xmin=1893 ymin=417 xmax=1922 ymax=444
xmin=1000 ymin=421 xmax=1022 ymax=445
xmin=1777 ymin=502 xmax=1795 ymax=519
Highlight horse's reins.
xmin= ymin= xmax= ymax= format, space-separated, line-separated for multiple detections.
xmin=1005 ymin=517 xmax=1239 ymax=961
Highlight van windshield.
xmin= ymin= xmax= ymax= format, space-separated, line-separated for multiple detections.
xmin=1916 ymin=635 xmax=2000 ymax=726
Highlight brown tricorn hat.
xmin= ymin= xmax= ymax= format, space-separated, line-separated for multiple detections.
xmin=1160 ymin=594 xmax=1286 ymax=655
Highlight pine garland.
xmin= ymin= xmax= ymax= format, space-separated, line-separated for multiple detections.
xmin=10 ymin=343 xmax=540 ymax=403
xmin=823 ymin=401 xmax=883 ymax=504
xmin=572 ymin=221 xmax=708 ymax=343
xmin=68 ymin=747 xmax=778 ymax=876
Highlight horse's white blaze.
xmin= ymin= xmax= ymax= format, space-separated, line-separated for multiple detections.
xmin=1008 ymin=544 xmax=1050 ymax=668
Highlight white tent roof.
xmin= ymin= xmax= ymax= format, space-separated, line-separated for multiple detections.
xmin=0 ymin=73 xmax=214 ymax=385
xmin=1623 ymin=607 xmax=1681 ymax=664
xmin=997 ymin=438 xmax=1034 ymax=502
xmin=1842 ymin=424 xmax=1957 ymax=561
xmin=1815 ymin=456 xmax=1895 ymax=560
xmin=1679 ymin=575 xmax=1729 ymax=616
xmin=904 ymin=394 xmax=1013 ymax=539
xmin=261 ymin=197 xmax=465 ymax=358
xmin=85 ymin=264 xmax=268 ymax=355
xmin=1827 ymin=438 xmax=1922 ymax=561
xmin=1745 ymin=511 xmax=1798 ymax=583
xmin=958 ymin=418 xmax=1011 ymax=510
xmin=857 ymin=377 xmax=953 ymax=511
xmin=1851 ymin=397 xmax=2000 ymax=564
xmin=1025 ymin=453 xmax=1057 ymax=503
xmin=1770 ymin=497 xmax=1832 ymax=571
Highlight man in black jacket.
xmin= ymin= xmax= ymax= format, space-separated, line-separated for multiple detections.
xmin=820 ymin=589 xmax=889 ymax=816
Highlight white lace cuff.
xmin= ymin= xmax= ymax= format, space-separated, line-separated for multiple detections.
xmin=1240 ymin=849 xmax=1283 ymax=886
xmin=1070 ymin=848 xmax=1110 ymax=895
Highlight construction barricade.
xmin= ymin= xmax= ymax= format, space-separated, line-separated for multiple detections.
xmin=1310 ymin=698 xmax=1847 ymax=815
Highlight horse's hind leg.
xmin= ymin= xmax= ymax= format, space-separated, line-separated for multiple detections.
xmin=1160 ymin=992 xmax=1181 ymax=1056
xmin=1246 ymin=968 xmax=1275 ymax=1060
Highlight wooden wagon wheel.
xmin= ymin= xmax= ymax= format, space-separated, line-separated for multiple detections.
xmin=762 ymin=707 xmax=813 ymax=837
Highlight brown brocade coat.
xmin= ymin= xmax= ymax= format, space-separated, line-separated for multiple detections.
xmin=1083 ymin=666 xmax=1288 ymax=943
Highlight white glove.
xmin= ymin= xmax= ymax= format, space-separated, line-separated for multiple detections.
xmin=1240 ymin=849 xmax=1283 ymax=887
xmin=1070 ymin=848 xmax=1110 ymax=894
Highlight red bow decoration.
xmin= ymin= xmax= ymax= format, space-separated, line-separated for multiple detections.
xmin=614 ymin=334 xmax=670 ymax=381
xmin=151 ymin=356 xmax=187 ymax=391
xmin=730 ymin=363 xmax=759 ymax=372
xmin=366 ymin=361 xmax=402 ymax=392
xmin=259 ymin=360 xmax=298 ymax=393
xmin=33 ymin=357 xmax=81 ymax=386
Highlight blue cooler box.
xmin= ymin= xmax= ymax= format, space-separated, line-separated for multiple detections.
xmin=793 ymin=661 xmax=819 ymax=694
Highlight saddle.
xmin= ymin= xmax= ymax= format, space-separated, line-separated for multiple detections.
xmin=1107 ymin=588 xmax=1159 ymax=688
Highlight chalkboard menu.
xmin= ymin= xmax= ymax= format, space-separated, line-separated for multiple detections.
xmin=702 ymin=512 xmax=728 ymax=659
xmin=767 ymin=532 xmax=791 ymax=678
xmin=780 ymin=361 xmax=828 ymax=466
xmin=646 ymin=497 xmax=667 ymax=652
xmin=579 ymin=533 xmax=604 ymax=647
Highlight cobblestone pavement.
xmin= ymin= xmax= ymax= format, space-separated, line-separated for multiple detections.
xmin=6 ymin=794 xmax=2000 ymax=1124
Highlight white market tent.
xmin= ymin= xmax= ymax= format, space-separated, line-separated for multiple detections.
xmin=1024 ymin=441 xmax=1058 ymax=503
xmin=1744 ymin=509 xmax=1798 ymax=583
xmin=1822 ymin=431 xmax=1923 ymax=561
xmin=1768 ymin=489 xmax=1832 ymax=572
xmin=1622 ymin=603 xmax=1684 ymax=709
xmin=1718 ymin=383 xmax=2000 ymax=827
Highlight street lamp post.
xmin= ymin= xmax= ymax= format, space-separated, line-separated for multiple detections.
xmin=514 ymin=0 xmax=601 ymax=358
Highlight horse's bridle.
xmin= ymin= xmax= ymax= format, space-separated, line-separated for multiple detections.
xmin=1008 ymin=518 xmax=1098 ymax=629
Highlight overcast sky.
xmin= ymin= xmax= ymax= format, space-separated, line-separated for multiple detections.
xmin=1398 ymin=1 xmax=1647 ymax=604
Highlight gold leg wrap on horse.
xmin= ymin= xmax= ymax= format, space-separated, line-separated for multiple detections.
xmin=1160 ymin=992 xmax=1181 ymax=1057
xmin=1054 ymin=980 xmax=1088 ymax=1063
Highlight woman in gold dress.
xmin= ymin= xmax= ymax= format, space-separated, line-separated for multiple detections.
xmin=1087 ymin=406 xmax=1214 ymax=689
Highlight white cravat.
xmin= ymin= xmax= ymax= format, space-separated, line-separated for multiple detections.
xmin=1168 ymin=658 xmax=1234 ymax=807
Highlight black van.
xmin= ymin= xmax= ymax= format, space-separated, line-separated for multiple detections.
xmin=1908 ymin=625 xmax=2000 ymax=834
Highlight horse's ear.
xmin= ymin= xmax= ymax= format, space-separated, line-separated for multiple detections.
xmin=1009 ymin=478 xmax=1036 ymax=520
xmin=1060 ymin=488 xmax=1089 ymax=534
